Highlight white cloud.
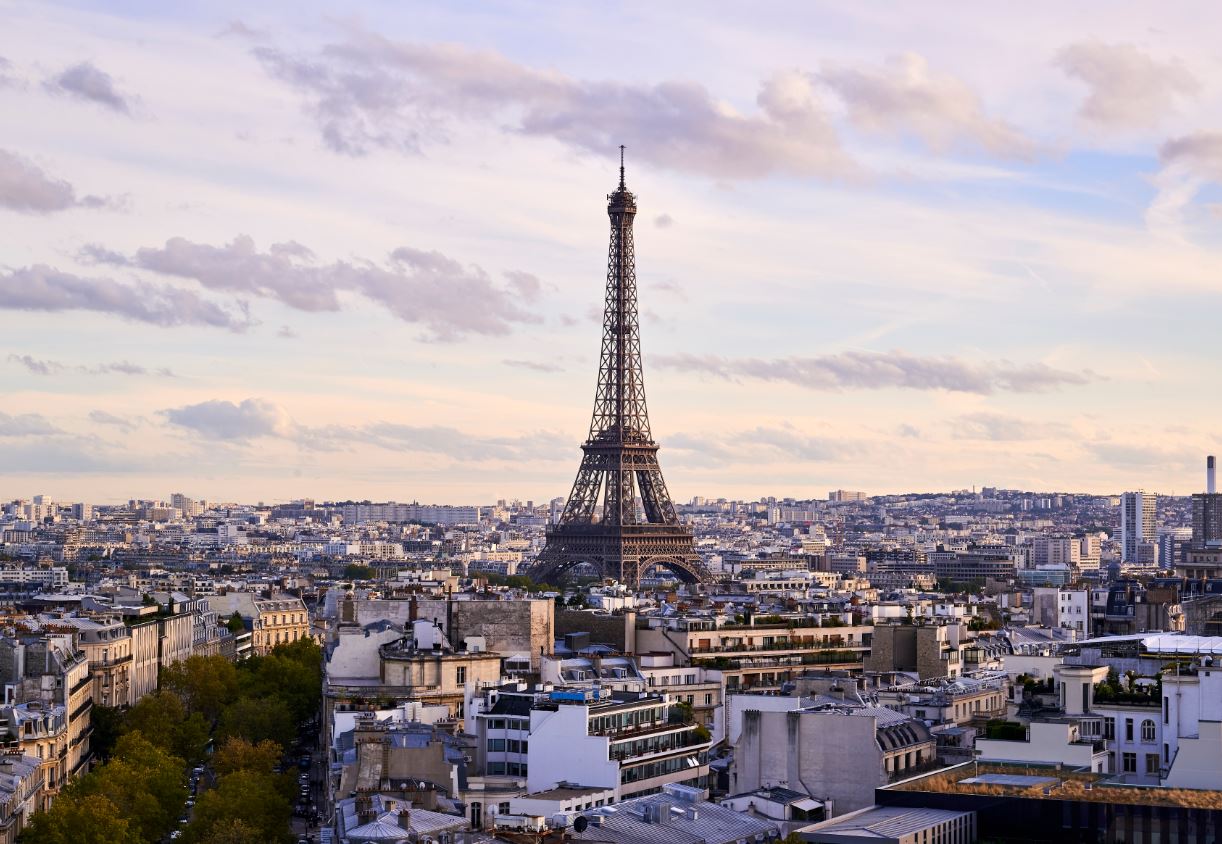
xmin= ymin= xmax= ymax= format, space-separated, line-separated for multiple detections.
xmin=254 ymin=34 xmax=855 ymax=180
xmin=654 ymin=350 xmax=1094 ymax=394
xmin=1055 ymin=42 xmax=1199 ymax=128
xmin=820 ymin=53 xmax=1035 ymax=159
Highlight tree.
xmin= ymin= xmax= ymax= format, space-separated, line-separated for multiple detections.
xmin=213 ymin=737 xmax=283 ymax=778
xmin=88 ymin=704 xmax=125 ymax=763
xmin=218 ymin=696 xmax=296 ymax=750
xmin=184 ymin=770 xmax=293 ymax=844
xmin=76 ymin=732 xmax=187 ymax=843
xmin=163 ymin=655 xmax=240 ymax=722
xmin=124 ymin=690 xmax=211 ymax=764
xmin=20 ymin=793 xmax=142 ymax=844
xmin=343 ymin=563 xmax=375 ymax=580
xmin=238 ymin=654 xmax=318 ymax=725
xmin=669 ymin=701 xmax=694 ymax=724
xmin=199 ymin=819 xmax=266 ymax=844
xmin=226 ymin=611 xmax=246 ymax=634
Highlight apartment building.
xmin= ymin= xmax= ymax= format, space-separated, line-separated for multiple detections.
xmin=0 ymin=704 xmax=69 ymax=810
xmin=522 ymin=687 xmax=711 ymax=800
xmin=0 ymin=635 xmax=92 ymax=781
xmin=635 ymin=616 xmax=872 ymax=693
xmin=735 ymin=704 xmax=936 ymax=814
xmin=864 ymin=623 xmax=968 ymax=681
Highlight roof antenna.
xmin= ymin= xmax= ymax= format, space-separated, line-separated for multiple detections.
xmin=619 ymin=145 xmax=626 ymax=189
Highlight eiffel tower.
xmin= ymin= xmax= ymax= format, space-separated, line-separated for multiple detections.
xmin=529 ymin=149 xmax=707 ymax=588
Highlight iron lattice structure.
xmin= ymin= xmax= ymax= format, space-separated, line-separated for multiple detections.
xmin=529 ymin=152 xmax=707 ymax=587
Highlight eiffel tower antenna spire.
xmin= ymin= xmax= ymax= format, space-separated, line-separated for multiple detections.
xmin=528 ymin=149 xmax=707 ymax=588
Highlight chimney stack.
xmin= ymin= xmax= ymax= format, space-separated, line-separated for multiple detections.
xmin=1210 ymin=455 xmax=1217 ymax=495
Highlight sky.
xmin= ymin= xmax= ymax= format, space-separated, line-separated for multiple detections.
xmin=3 ymin=1 xmax=1222 ymax=504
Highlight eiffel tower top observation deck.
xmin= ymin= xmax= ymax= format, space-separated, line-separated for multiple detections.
xmin=527 ymin=149 xmax=707 ymax=587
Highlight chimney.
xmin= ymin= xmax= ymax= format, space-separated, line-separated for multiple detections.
xmin=398 ymin=809 xmax=412 ymax=831
xmin=1209 ymin=456 xmax=1217 ymax=495
xmin=409 ymin=595 xmax=418 ymax=623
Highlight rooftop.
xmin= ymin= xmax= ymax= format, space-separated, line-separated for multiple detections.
xmin=801 ymin=806 xmax=972 ymax=840
xmin=888 ymin=762 xmax=1222 ymax=809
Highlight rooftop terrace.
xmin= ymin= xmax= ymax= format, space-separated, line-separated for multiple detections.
xmin=888 ymin=762 xmax=1222 ymax=810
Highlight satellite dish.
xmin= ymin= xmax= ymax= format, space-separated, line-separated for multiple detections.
xmin=574 ymin=816 xmax=589 ymax=833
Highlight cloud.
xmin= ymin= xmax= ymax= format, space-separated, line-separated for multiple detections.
xmin=503 ymin=358 xmax=563 ymax=373
xmin=503 ymin=270 xmax=542 ymax=302
xmin=45 ymin=61 xmax=134 ymax=114
xmin=161 ymin=396 xmax=571 ymax=461
xmin=736 ymin=425 xmax=862 ymax=462
xmin=950 ymin=412 xmax=1068 ymax=441
xmin=0 ymin=411 xmax=61 ymax=436
xmin=354 ymin=423 xmax=570 ymax=461
xmin=654 ymin=213 xmax=675 ymax=228
xmin=217 ymin=20 xmax=268 ymax=40
xmin=277 ymin=325 xmax=298 ymax=339
xmin=820 ymin=53 xmax=1035 ymax=159
xmin=1084 ymin=440 xmax=1199 ymax=469
xmin=7 ymin=354 xmax=65 ymax=375
xmin=0 ymin=56 xmax=20 ymax=88
xmin=653 ymin=350 xmax=1094 ymax=394
xmin=1159 ymin=133 xmax=1222 ymax=177
xmin=1055 ymin=42 xmax=1198 ymax=128
xmin=0 ymin=148 xmax=110 ymax=214
xmin=90 ymin=235 xmax=539 ymax=339
xmin=89 ymin=410 xmax=137 ymax=431
xmin=7 ymin=354 xmax=174 ymax=377
xmin=254 ymin=35 xmax=854 ymax=179
xmin=163 ymin=398 xmax=292 ymax=441
xmin=1148 ymin=132 xmax=1222 ymax=236
xmin=0 ymin=265 xmax=252 ymax=331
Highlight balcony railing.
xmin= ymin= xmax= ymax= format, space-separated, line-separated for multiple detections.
xmin=688 ymin=640 xmax=865 ymax=655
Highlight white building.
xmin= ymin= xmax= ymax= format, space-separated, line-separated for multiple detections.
xmin=1057 ymin=589 xmax=1090 ymax=634
xmin=478 ymin=686 xmax=710 ymax=801
xmin=1120 ymin=491 xmax=1156 ymax=564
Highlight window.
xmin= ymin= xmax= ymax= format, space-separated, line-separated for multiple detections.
xmin=1141 ymin=720 xmax=1156 ymax=743
xmin=1146 ymin=753 xmax=1160 ymax=774
xmin=1164 ymin=697 xmax=1169 ymax=724
xmin=1122 ymin=752 xmax=1137 ymax=773
xmin=487 ymin=739 xmax=506 ymax=752
xmin=1164 ymin=743 xmax=1170 ymax=763
xmin=1125 ymin=718 xmax=1134 ymax=742
xmin=704 ymin=693 xmax=712 ymax=706
xmin=1103 ymin=717 xmax=1115 ymax=740
xmin=456 ymin=666 xmax=467 ymax=684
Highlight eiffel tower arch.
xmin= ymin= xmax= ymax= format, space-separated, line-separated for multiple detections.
xmin=528 ymin=150 xmax=708 ymax=588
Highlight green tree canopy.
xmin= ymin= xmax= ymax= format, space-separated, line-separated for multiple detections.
xmin=217 ymin=696 xmax=296 ymax=751
xmin=87 ymin=704 xmax=125 ymax=763
xmin=184 ymin=770 xmax=293 ymax=844
xmin=162 ymin=654 xmax=240 ymax=722
xmin=343 ymin=563 xmax=375 ymax=580
xmin=123 ymin=690 xmax=211 ymax=765
xmin=75 ymin=732 xmax=187 ymax=843
xmin=20 ymin=793 xmax=142 ymax=844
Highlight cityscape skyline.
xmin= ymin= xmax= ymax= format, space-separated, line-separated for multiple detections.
xmin=5 ymin=2 xmax=1222 ymax=501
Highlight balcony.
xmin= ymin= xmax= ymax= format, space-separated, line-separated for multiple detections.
xmin=93 ymin=654 xmax=132 ymax=668
xmin=688 ymin=640 xmax=865 ymax=655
